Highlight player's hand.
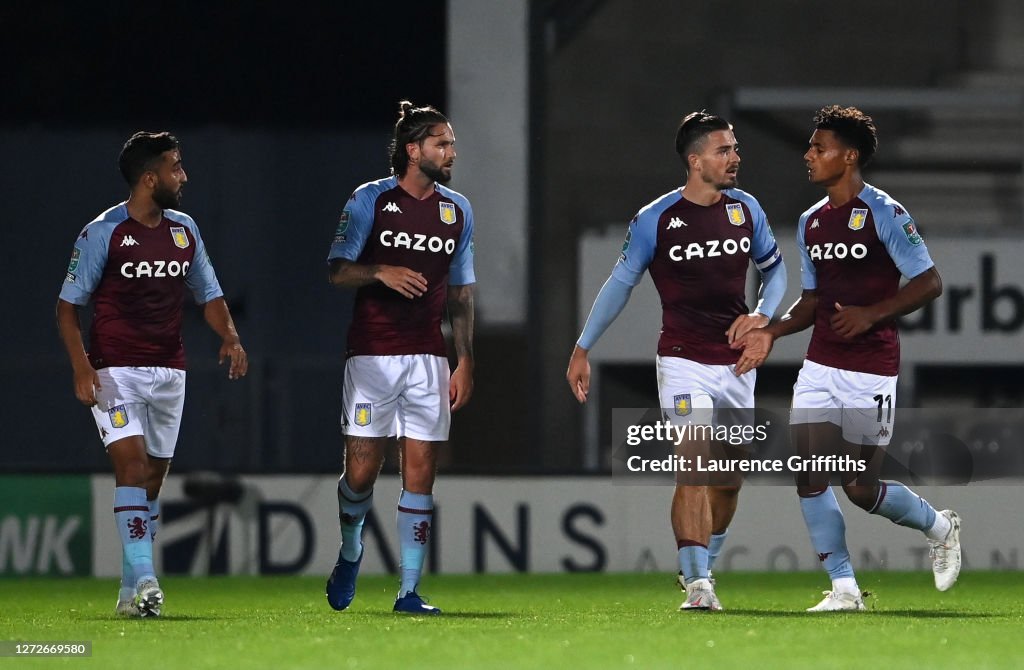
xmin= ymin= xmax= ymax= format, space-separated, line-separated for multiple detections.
xmin=726 ymin=312 xmax=769 ymax=344
xmin=830 ymin=302 xmax=877 ymax=339
xmin=732 ymin=329 xmax=775 ymax=376
xmin=219 ymin=340 xmax=248 ymax=380
xmin=449 ymin=363 xmax=474 ymax=410
xmin=566 ymin=345 xmax=591 ymax=403
xmin=72 ymin=364 xmax=101 ymax=406
xmin=376 ymin=265 xmax=428 ymax=299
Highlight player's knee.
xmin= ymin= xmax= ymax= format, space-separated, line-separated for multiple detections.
xmin=115 ymin=461 xmax=148 ymax=487
xmin=842 ymin=484 xmax=878 ymax=511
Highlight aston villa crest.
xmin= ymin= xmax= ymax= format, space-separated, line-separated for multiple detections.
xmin=354 ymin=403 xmax=372 ymax=426
xmin=439 ymin=202 xmax=457 ymax=225
xmin=848 ymin=208 xmax=868 ymax=231
xmin=725 ymin=203 xmax=745 ymax=226
xmin=170 ymin=226 xmax=190 ymax=249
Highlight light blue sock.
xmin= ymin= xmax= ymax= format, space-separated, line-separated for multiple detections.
xmin=870 ymin=480 xmax=937 ymax=531
xmin=338 ymin=477 xmax=373 ymax=562
xmin=396 ymin=490 xmax=433 ymax=597
xmin=707 ymin=530 xmax=728 ymax=572
xmin=113 ymin=487 xmax=154 ymax=583
xmin=119 ymin=550 xmax=135 ymax=602
xmin=799 ymin=488 xmax=854 ymax=580
xmin=120 ymin=498 xmax=160 ymax=598
xmin=677 ymin=543 xmax=709 ymax=584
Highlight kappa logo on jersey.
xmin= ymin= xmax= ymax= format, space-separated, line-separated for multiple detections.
xmin=893 ymin=204 xmax=906 ymax=216
xmin=170 ymin=226 xmax=190 ymax=249
xmin=667 ymin=217 xmax=687 ymax=229
xmin=810 ymin=219 xmax=820 ymax=229
xmin=354 ymin=403 xmax=371 ymax=426
xmin=668 ymin=237 xmax=751 ymax=261
xmin=120 ymin=260 xmax=191 ymax=278
xmin=120 ymin=235 xmax=140 ymax=247
xmin=379 ymin=230 xmax=457 ymax=254
xmin=674 ymin=394 xmax=692 ymax=416
xmin=67 ymin=247 xmax=81 ymax=273
xmin=848 ymin=208 xmax=868 ymax=231
xmin=726 ymin=203 xmax=745 ymax=226
xmin=108 ymin=404 xmax=129 ymax=429
xmin=902 ymin=219 xmax=923 ymax=246
xmin=808 ymin=242 xmax=868 ymax=261
xmin=877 ymin=426 xmax=890 ymax=438
xmin=382 ymin=202 xmax=402 ymax=214
xmin=439 ymin=202 xmax=457 ymax=224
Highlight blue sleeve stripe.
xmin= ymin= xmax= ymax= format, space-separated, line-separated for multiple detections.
xmin=755 ymin=246 xmax=781 ymax=270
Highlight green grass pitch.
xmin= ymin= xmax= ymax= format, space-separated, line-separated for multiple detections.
xmin=2 ymin=572 xmax=1022 ymax=669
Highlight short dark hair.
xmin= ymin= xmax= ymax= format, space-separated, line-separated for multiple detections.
xmin=675 ymin=111 xmax=732 ymax=159
xmin=388 ymin=101 xmax=450 ymax=177
xmin=118 ymin=131 xmax=179 ymax=186
xmin=814 ymin=105 xmax=878 ymax=167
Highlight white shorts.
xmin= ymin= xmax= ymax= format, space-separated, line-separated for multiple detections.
xmin=790 ymin=360 xmax=897 ymax=446
xmin=656 ymin=356 xmax=755 ymax=432
xmin=341 ymin=354 xmax=451 ymax=442
xmin=90 ymin=366 xmax=186 ymax=458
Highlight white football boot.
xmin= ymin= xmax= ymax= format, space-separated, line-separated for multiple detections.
xmin=929 ymin=509 xmax=962 ymax=592
xmin=806 ymin=589 xmax=866 ymax=612
xmin=678 ymin=575 xmax=723 ymax=611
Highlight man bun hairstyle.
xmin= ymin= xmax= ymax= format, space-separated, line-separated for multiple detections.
xmin=675 ymin=111 xmax=732 ymax=160
xmin=389 ymin=100 xmax=450 ymax=177
xmin=814 ymin=105 xmax=878 ymax=167
xmin=119 ymin=131 xmax=179 ymax=186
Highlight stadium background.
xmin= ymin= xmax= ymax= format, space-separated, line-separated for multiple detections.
xmin=2 ymin=0 xmax=1022 ymax=580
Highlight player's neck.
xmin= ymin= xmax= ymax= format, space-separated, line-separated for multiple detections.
xmin=125 ymin=194 xmax=164 ymax=228
xmin=823 ymin=174 xmax=865 ymax=208
xmin=398 ymin=172 xmax=437 ymax=200
xmin=679 ymin=183 xmax=723 ymax=207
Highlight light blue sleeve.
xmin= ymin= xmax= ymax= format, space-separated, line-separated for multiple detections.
xmin=796 ymin=211 xmax=817 ymax=290
xmin=610 ymin=212 xmax=657 ymax=287
xmin=176 ymin=214 xmax=225 ymax=304
xmin=449 ymin=197 xmax=475 ymax=285
xmin=872 ymin=202 xmax=935 ymax=279
xmin=746 ymin=196 xmax=782 ymax=273
xmin=753 ymin=258 xmax=787 ymax=318
xmin=58 ymin=221 xmax=112 ymax=305
xmin=576 ymin=275 xmax=634 ymax=350
xmin=328 ymin=187 xmax=377 ymax=263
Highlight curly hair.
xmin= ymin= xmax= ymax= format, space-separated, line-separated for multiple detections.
xmin=814 ymin=105 xmax=878 ymax=167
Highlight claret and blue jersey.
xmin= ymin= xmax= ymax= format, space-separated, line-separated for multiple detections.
xmin=58 ymin=203 xmax=223 ymax=369
xmin=798 ymin=183 xmax=935 ymax=376
xmin=328 ymin=176 xmax=475 ymax=358
xmin=612 ymin=188 xmax=781 ymax=364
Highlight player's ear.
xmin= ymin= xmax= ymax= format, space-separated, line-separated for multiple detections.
xmin=846 ymin=148 xmax=859 ymax=165
xmin=406 ymin=140 xmax=421 ymax=164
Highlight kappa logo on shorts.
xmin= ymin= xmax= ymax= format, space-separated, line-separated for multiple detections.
xmin=674 ymin=394 xmax=692 ymax=416
xmin=354 ymin=403 xmax=372 ymax=426
xmin=170 ymin=226 xmax=190 ymax=249
xmin=108 ymin=404 xmax=129 ymax=429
